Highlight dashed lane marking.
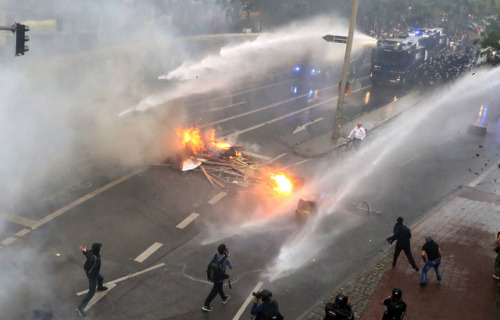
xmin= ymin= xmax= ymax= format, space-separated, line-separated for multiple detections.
xmin=242 ymin=151 xmax=272 ymax=161
xmin=15 ymin=229 xmax=31 ymax=237
xmin=264 ymin=153 xmax=287 ymax=164
xmin=208 ymin=191 xmax=227 ymax=205
xmin=203 ymin=101 xmax=246 ymax=112
xmin=221 ymin=85 xmax=370 ymax=140
xmin=134 ymin=242 xmax=163 ymax=263
xmin=1 ymin=237 xmax=16 ymax=245
xmin=31 ymin=168 xmax=147 ymax=230
xmin=176 ymin=213 xmax=200 ymax=229
xmin=233 ymin=281 xmax=264 ymax=320
xmin=76 ymin=263 xmax=166 ymax=296
xmin=1 ymin=213 xmax=36 ymax=228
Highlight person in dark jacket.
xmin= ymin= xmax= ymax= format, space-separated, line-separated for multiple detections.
xmin=251 ymin=289 xmax=283 ymax=320
xmin=386 ymin=217 xmax=419 ymax=271
xmin=202 ymin=243 xmax=232 ymax=312
xmin=324 ymin=293 xmax=354 ymax=320
xmin=380 ymin=288 xmax=406 ymax=320
xmin=76 ymin=243 xmax=108 ymax=317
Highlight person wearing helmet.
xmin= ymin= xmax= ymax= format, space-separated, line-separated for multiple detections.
xmin=347 ymin=122 xmax=366 ymax=151
xmin=324 ymin=293 xmax=354 ymax=320
xmin=250 ymin=289 xmax=283 ymax=320
xmin=380 ymin=288 xmax=406 ymax=320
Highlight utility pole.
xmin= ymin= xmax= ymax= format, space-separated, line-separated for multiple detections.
xmin=331 ymin=0 xmax=360 ymax=140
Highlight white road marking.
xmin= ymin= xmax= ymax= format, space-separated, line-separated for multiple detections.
xmin=220 ymin=86 xmax=370 ymax=139
xmin=242 ymin=151 xmax=272 ymax=161
xmin=292 ymin=117 xmax=324 ymax=134
xmin=398 ymin=154 xmax=421 ymax=168
xmin=208 ymin=191 xmax=228 ymax=204
xmin=31 ymin=168 xmax=147 ymax=229
xmin=264 ymin=153 xmax=287 ymax=164
xmin=232 ymin=281 xmax=264 ymax=320
xmin=469 ymin=159 xmax=500 ymax=187
xmin=280 ymin=159 xmax=312 ymax=170
xmin=176 ymin=213 xmax=200 ymax=229
xmin=203 ymin=101 xmax=246 ymax=112
xmin=77 ymin=263 xmax=166 ymax=296
xmin=189 ymin=79 xmax=292 ymax=107
xmin=83 ymin=283 xmax=117 ymax=312
xmin=134 ymin=242 xmax=164 ymax=263
xmin=1 ymin=213 xmax=36 ymax=228
xmin=15 ymin=228 xmax=31 ymax=237
xmin=1 ymin=237 xmax=16 ymax=245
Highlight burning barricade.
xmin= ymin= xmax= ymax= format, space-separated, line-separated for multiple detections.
xmin=168 ymin=126 xmax=302 ymax=198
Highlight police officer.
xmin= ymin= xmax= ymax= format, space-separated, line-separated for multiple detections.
xmin=386 ymin=217 xmax=419 ymax=271
xmin=380 ymin=288 xmax=406 ymax=320
xmin=250 ymin=289 xmax=283 ymax=320
xmin=324 ymin=293 xmax=354 ymax=320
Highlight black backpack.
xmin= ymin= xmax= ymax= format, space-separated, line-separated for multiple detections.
xmin=206 ymin=254 xmax=227 ymax=282
xmin=383 ymin=300 xmax=405 ymax=320
xmin=258 ymin=305 xmax=284 ymax=320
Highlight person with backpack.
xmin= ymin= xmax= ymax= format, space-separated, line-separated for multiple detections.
xmin=202 ymin=243 xmax=232 ymax=312
xmin=250 ymin=289 xmax=283 ymax=320
xmin=380 ymin=288 xmax=406 ymax=320
xmin=76 ymin=243 xmax=108 ymax=317
xmin=324 ymin=293 xmax=354 ymax=320
xmin=386 ymin=217 xmax=419 ymax=271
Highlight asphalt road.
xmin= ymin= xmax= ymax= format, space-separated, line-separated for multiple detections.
xmin=1 ymin=58 xmax=499 ymax=320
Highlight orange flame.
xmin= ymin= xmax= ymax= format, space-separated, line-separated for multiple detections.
xmin=176 ymin=126 xmax=205 ymax=154
xmin=271 ymin=173 xmax=292 ymax=195
xmin=206 ymin=129 xmax=231 ymax=150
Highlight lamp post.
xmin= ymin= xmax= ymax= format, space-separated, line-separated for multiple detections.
xmin=323 ymin=0 xmax=360 ymax=140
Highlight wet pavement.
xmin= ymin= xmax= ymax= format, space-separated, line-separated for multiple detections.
xmin=298 ymin=91 xmax=500 ymax=320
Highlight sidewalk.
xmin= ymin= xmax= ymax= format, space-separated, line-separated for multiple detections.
xmin=301 ymin=185 xmax=500 ymax=320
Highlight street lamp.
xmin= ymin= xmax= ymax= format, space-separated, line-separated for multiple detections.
xmin=323 ymin=0 xmax=360 ymax=140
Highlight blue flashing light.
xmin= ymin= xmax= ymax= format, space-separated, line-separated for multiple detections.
xmin=294 ymin=66 xmax=301 ymax=72
xmin=293 ymin=86 xmax=298 ymax=94
xmin=310 ymin=68 xmax=317 ymax=75
xmin=308 ymin=89 xmax=313 ymax=98
xmin=481 ymin=106 xmax=488 ymax=124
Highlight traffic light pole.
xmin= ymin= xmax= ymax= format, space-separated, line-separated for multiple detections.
xmin=332 ymin=0 xmax=360 ymax=140
xmin=0 ymin=23 xmax=29 ymax=56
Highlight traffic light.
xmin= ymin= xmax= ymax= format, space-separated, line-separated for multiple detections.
xmin=14 ymin=23 xmax=29 ymax=56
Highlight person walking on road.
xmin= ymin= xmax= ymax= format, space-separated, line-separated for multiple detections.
xmin=324 ymin=293 xmax=354 ymax=320
xmin=380 ymin=288 xmax=406 ymax=320
xmin=76 ymin=243 xmax=108 ymax=317
xmin=420 ymin=235 xmax=442 ymax=285
xmin=386 ymin=217 xmax=419 ymax=271
xmin=202 ymin=243 xmax=232 ymax=312
xmin=347 ymin=122 xmax=366 ymax=151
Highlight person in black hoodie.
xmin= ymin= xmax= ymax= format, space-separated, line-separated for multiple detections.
xmin=76 ymin=243 xmax=108 ymax=317
xmin=386 ymin=217 xmax=419 ymax=271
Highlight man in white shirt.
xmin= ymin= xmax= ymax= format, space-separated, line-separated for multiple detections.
xmin=348 ymin=122 xmax=366 ymax=151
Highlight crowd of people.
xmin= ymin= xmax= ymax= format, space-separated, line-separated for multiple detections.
xmin=415 ymin=52 xmax=475 ymax=89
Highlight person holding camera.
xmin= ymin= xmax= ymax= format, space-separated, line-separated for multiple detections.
xmin=324 ymin=293 xmax=354 ymax=320
xmin=202 ymin=244 xmax=232 ymax=312
xmin=250 ymin=289 xmax=283 ymax=320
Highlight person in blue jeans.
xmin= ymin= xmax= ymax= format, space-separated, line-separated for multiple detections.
xmin=420 ymin=236 xmax=442 ymax=286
